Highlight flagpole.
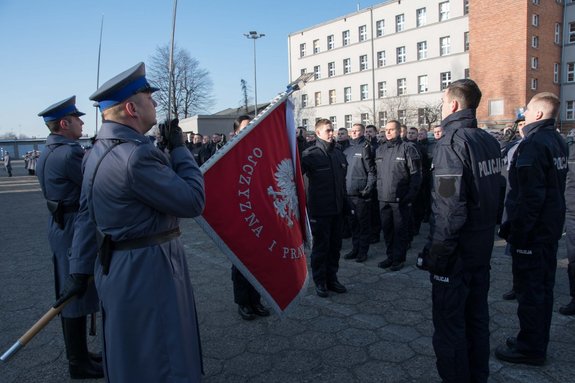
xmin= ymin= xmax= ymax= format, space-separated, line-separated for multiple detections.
xmin=167 ymin=0 xmax=178 ymax=121
xmin=95 ymin=15 xmax=104 ymax=136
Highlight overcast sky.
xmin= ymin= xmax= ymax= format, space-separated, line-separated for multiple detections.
xmin=0 ymin=0 xmax=386 ymax=138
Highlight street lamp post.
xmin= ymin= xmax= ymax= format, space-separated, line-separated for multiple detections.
xmin=244 ymin=31 xmax=265 ymax=116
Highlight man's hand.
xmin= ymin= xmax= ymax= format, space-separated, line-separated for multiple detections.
xmin=166 ymin=118 xmax=184 ymax=151
xmin=53 ymin=274 xmax=91 ymax=308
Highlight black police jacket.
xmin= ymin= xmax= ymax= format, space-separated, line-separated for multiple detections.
xmin=375 ymin=138 xmax=421 ymax=203
xmin=431 ymin=109 xmax=503 ymax=268
xmin=505 ymin=118 xmax=568 ymax=246
xmin=301 ymin=138 xmax=348 ymax=217
xmin=565 ymin=136 xmax=575 ymax=213
xmin=343 ymin=136 xmax=376 ymax=197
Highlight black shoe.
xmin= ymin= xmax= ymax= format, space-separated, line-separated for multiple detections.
xmin=494 ymin=344 xmax=546 ymax=366
xmin=355 ymin=254 xmax=367 ymax=263
xmin=378 ymin=258 xmax=393 ymax=269
xmin=238 ymin=305 xmax=256 ymax=320
xmin=389 ymin=262 xmax=405 ymax=272
xmin=559 ymin=299 xmax=575 ymax=315
xmin=327 ymin=280 xmax=347 ymax=293
xmin=252 ymin=302 xmax=271 ymax=317
xmin=315 ymin=284 xmax=328 ymax=298
xmin=502 ymin=289 xmax=516 ymax=300
xmin=69 ymin=359 xmax=104 ymax=380
xmin=344 ymin=251 xmax=358 ymax=260
xmin=506 ymin=337 xmax=517 ymax=349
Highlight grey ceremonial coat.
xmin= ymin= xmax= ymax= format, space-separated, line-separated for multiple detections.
xmin=36 ymin=134 xmax=99 ymax=318
xmin=71 ymin=122 xmax=205 ymax=383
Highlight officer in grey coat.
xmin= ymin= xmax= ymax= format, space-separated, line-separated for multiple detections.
xmin=64 ymin=63 xmax=205 ymax=382
xmin=36 ymin=96 xmax=102 ymax=379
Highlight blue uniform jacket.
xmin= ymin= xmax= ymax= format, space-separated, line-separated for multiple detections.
xmin=343 ymin=136 xmax=376 ymax=197
xmin=36 ymin=134 xmax=99 ymax=318
xmin=505 ymin=118 xmax=568 ymax=247
xmin=432 ymin=109 xmax=503 ymax=268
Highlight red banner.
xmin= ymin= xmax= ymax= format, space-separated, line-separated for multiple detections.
xmin=195 ymin=99 xmax=309 ymax=315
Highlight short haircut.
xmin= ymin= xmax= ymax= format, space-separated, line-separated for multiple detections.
xmin=233 ymin=115 xmax=251 ymax=133
xmin=338 ymin=127 xmax=348 ymax=133
xmin=315 ymin=118 xmax=332 ymax=131
xmin=531 ymin=92 xmax=560 ymax=118
xmin=352 ymin=123 xmax=365 ymax=132
xmin=387 ymin=120 xmax=401 ymax=131
xmin=446 ymin=79 xmax=482 ymax=110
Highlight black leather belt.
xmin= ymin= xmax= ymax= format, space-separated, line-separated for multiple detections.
xmin=111 ymin=227 xmax=181 ymax=251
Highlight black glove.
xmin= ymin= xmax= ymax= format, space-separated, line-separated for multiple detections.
xmin=427 ymin=242 xmax=456 ymax=277
xmin=498 ymin=221 xmax=511 ymax=240
xmin=166 ymin=118 xmax=184 ymax=151
xmin=53 ymin=273 xmax=91 ymax=308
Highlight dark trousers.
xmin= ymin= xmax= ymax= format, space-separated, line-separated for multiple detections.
xmin=565 ymin=211 xmax=575 ymax=297
xmin=380 ymin=202 xmax=409 ymax=263
xmin=310 ymin=214 xmax=343 ymax=286
xmin=370 ymin=194 xmax=381 ymax=241
xmin=231 ymin=265 xmax=261 ymax=307
xmin=432 ymin=265 xmax=490 ymax=383
xmin=512 ymin=243 xmax=558 ymax=357
xmin=349 ymin=196 xmax=371 ymax=257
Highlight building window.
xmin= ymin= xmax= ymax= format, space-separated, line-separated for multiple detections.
xmin=329 ymin=89 xmax=336 ymax=104
xmin=376 ymin=19 xmax=385 ymax=37
xmin=378 ymin=81 xmax=387 ymax=98
xmin=313 ymin=65 xmax=321 ymax=80
xmin=398 ymin=110 xmax=407 ymax=125
xmin=440 ymin=71 xmax=452 ymax=90
xmin=464 ymin=32 xmax=470 ymax=51
xmin=418 ymin=75 xmax=428 ymax=93
xmin=359 ymin=55 xmax=369 ymax=71
xmin=301 ymin=119 xmax=308 ymax=129
xmin=300 ymin=68 xmax=307 ymax=76
xmin=361 ymin=113 xmax=370 ymax=125
xmin=554 ymin=63 xmax=560 ymax=83
xmin=531 ymin=78 xmax=538 ymax=90
xmin=314 ymin=92 xmax=321 ymax=106
xmin=555 ymin=23 xmax=562 ymax=44
xmin=343 ymin=30 xmax=350 ymax=46
xmin=531 ymin=57 xmax=538 ymax=69
xmin=396 ymin=46 xmax=406 ymax=64
xmin=377 ymin=50 xmax=386 ymax=67
xmin=440 ymin=36 xmax=451 ymax=56
xmin=343 ymin=58 xmax=351 ymax=74
xmin=396 ymin=14 xmax=405 ymax=32
xmin=489 ymin=100 xmax=504 ymax=116
xmin=344 ymin=87 xmax=352 ymax=102
xmin=416 ymin=8 xmax=427 ymax=27
xmin=397 ymin=78 xmax=407 ymax=96
xmin=327 ymin=34 xmax=335 ymax=50
xmin=330 ymin=116 xmax=337 ymax=129
xmin=379 ymin=111 xmax=388 ymax=127
xmin=299 ymin=43 xmax=306 ymax=57
xmin=345 ymin=115 xmax=353 ymax=129
xmin=418 ymin=108 xmax=427 ymax=126
xmin=301 ymin=94 xmax=308 ymax=108
xmin=464 ymin=68 xmax=470 ymax=79
xmin=360 ymin=84 xmax=369 ymax=100
xmin=567 ymin=101 xmax=575 ymax=120
xmin=532 ymin=14 xmax=539 ymax=27
xmin=328 ymin=62 xmax=336 ymax=77
xmin=464 ymin=0 xmax=469 ymax=14
xmin=359 ymin=25 xmax=367 ymax=42
xmin=313 ymin=39 xmax=320 ymax=54
xmin=532 ymin=0 xmax=540 ymax=4
xmin=569 ymin=23 xmax=575 ymax=43
xmin=532 ymin=35 xmax=539 ymax=48
xmin=568 ymin=62 xmax=575 ymax=82
xmin=417 ymin=41 xmax=427 ymax=60
xmin=439 ymin=2 xmax=450 ymax=21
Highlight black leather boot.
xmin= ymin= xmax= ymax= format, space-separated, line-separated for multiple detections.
xmin=62 ymin=317 xmax=104 ymax=379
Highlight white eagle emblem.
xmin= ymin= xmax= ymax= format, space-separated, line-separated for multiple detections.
xmin=267 ymin=159 xmax=299 ymax=227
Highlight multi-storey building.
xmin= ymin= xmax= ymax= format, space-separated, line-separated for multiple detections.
xmin=288 ymin=0 xmax=571 ymax=132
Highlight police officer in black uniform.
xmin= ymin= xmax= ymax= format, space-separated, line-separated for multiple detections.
xmin=375 ymin=120 xmax=421 ymax=272
xmin=496 ymin=92 xmax=568 ymax=366
xmin=365 ymin=125 xmax=381 ymax=243
xmin=301 ymin=119 xmax=348 ymax=297
xmin=343 ymin=123 xmax=376 ymax=263
xmin=428 ymin=79 xmax=503 ymax=382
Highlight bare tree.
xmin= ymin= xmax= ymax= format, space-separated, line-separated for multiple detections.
xmin=417 ymin=100 xmax=442 ymax=129
xmin=148 ymin=44 xmax=214 ymax=121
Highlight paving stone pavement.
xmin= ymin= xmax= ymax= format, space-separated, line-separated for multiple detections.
xmin=1 ymin=162 xmax=574 ymax=382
